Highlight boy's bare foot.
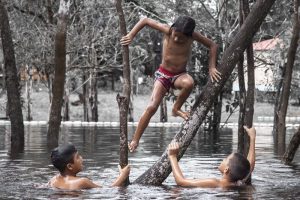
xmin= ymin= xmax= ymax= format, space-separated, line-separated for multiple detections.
xmin=172 ymin=109 xmax=189 ymax=120
xmin=128 ymin=140 xmax=139 ymax=152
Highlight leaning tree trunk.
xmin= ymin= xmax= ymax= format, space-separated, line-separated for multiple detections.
xmin=0 ymin=0 xmax=24 ymax=147
xmin=134 ymin=0 xmax=276 ymax=185
xmin=273 ymin=0 xmax=300 ymax=152
xmin=282 ymin=126 xmax=300 ymax=164
xmin=47 ymin=0 xmax=70 ymax=147
xmin=115 ymin=0 xmax=130 ymax=186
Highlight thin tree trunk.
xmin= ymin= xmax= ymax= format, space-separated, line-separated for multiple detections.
xmin=115 ymin=0 xmax=130 ymax=186
xmin=26 ymin=65 xmax=32 ymax=121
xmin=111 ymin=72 xmax=115 ymax=91
xmin=63 ymin=90 xmax=69 ymax=121
xmin=160 ymin=97 xmax=168 ymax=122
xmin=237 ymin=0 xmax=247 ymax=155
xmin=134 ymin=0 xmax=276 ymax=185
xmin=82 ymin=73 xmax=89 ymax=121
xmin=0 ymin=0 xmax=24 ymax=147
xmin=90 ymin=44 xmax=98 ymax=122
xmin=212 ymin=93 xmax=222 ymax=132
xmin=243 ymin=0 xmax=255 ymax=158
xmin=273 ymin=62 xmax=285 ymax=144
xmin=274 ymin=0 xmax=300 ymax=152
xmin=90 ymin=70 xmax=98 ymax=122
xmin=47 ymin=0 xmax=70 ymax=147
xmin=282 ymin=126 xmax=300 ymax=164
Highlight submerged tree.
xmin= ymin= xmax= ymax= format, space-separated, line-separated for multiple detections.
xmin=133 ymin=0 xmax=276 ymax=185
xmin=115 ymin=0 xmax=130 ymax=186
xmin=0 ymin=0 xmax=24 ymax=147
xmin=273 ymin=0 xmax=300 ymax=154
xmin=237 ymin=0 xmax=255 ymax=157
xmin=282 ymin=126 xmax=300 ymax=164
xmin=47 ymin=0 xmax=70 ymax=147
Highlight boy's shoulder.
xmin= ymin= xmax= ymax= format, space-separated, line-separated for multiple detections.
xmin=49 ymin=175 xmax=99 ymax=190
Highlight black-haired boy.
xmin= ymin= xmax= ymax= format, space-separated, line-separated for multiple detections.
xmin=121 ymin=16 xmax=221 ymax=152
xmin=168 ymin=126 xmax=256 ymax=187
xmin=48 ymin=144 xmax=130 ymax=190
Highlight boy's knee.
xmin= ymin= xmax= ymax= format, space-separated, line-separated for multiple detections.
xmin=145 ymin=104 xmax=159 ymax=115
xmin=182 ymin=79 xmax=194 ymax=89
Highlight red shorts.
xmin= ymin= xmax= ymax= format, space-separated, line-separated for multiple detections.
xmin=154 ymin=66 xmax=186 ymax=91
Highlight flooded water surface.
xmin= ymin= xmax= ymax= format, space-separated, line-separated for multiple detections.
xmin=0 ymin=125 xmax=299 ymax=199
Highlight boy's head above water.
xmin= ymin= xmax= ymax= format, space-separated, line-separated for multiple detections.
xmin=51 ymin=144 xmax=83 ymax=174
xmin=171 ymin=16 xmax=196 ymax=37
xmin=218 ymin=152 xmax=250 ymax=182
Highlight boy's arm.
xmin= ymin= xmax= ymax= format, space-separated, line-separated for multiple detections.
xmin=168 ymin=143 xmax=219 ymax=188
xmin=111 ymin=165 xmax=130 ymax=186
xmin=121 ymin=18 xmax=169 ymax=45
xmin=244 ymin=126 xmax=256 ymax=172
xmin=192 ymin=32 xmax=221 ymax=83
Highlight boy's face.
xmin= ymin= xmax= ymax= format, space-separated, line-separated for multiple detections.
xmin=218 ymin=153 xmax=233 ymax=174
xmin=171 ymin=30 xmax=188 ymax=43
xmin=69 ymin=152 xmax=83 ymax=173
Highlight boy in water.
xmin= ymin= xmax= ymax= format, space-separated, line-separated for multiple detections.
xmin=168 ymin=126 xmax=256 ymax=188
xmin=121 ymin=16 xmax=221 ymax=152
xmin=48 ymin=144 xmax=130 ymax=190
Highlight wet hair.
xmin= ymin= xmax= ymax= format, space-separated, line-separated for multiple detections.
xmin=51 ymin=144 xmax=77 ymax=173
xmin=170 ymin=16 xmax=196 ymax=37
xmin=228 ymin=153 xmax=250 ymax=182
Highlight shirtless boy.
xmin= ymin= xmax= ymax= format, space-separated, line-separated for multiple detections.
xmin=168 ymin=126 xmax=256 ymax=188
xmin=48 ymin=144 xmax=130 ymax=190
xmin=121 ymin=16 xmax=221 ymax=152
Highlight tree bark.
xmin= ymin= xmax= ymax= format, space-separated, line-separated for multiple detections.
xmin=47 ymin=0 xmax=70 ymax=147
xmin=115 ymin=0 xmax=130 ymax=186
xmin=89 ymin=44 xmax=98 ymax=122
xmin=63 ymin=90 xmax=70 ymax=121
xmin=82 ymin=73 xmax=89 ymax=121
xmin=26 ymin=65 xmax=32 ymax=121
xmin=237 ymin=0 xmax=246 ymax=153
xmin=116 ymin=94 xmax=129 ymax=185
xmin=272 ymin=52 xmax=286 ymax=144
xmin=243 ymin=0 xmax=256 ymax=157
xmin=212 ymin=93 xmax=222 ymax=132
xmin=90 ymin=70 xmax=98 ymax=122
xmin=273 ymin=0 xmax=300 ymax=151
xmin=0 ymin=0 xmax=25 ymax=147
xmin=134 ymin=0 xmax=276 ymax=185
xmin=282 ymin=126 xmax=300 ymax=164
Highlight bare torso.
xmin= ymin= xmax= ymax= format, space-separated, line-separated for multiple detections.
xmin=49 ymin=174 xmax=87 ymax=190
xmin=161 ymin=34 xmax=193 ymax=73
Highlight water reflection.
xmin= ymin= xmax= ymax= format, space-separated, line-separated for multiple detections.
xmin=0 ymin=125 xmax=299 ymax=199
